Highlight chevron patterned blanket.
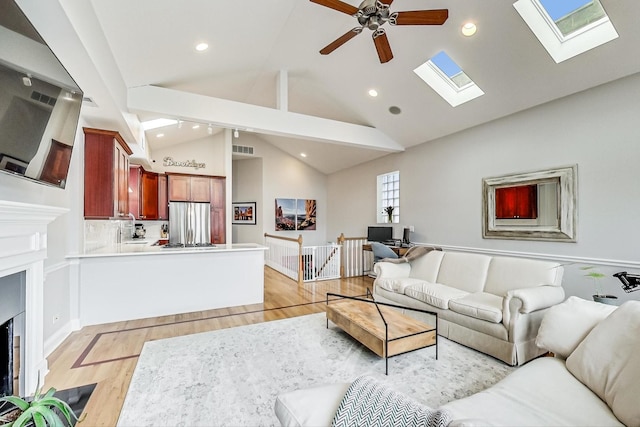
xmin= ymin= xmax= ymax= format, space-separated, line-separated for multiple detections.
xmin=331 ymin=375 xmax=453 ymax=427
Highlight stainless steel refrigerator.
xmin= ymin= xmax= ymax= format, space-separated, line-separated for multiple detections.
xmin=168 ymin=202 xmax=211 ymax=246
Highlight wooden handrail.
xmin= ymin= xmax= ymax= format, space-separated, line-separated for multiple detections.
xmin=264 ymin=232 xmax=303 ymax=244
xmin=338 ymin=235 xmax=367 ymax=242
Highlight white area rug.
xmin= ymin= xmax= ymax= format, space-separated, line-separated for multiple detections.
xmin=117 ymin=313 xmax=515 ymax=426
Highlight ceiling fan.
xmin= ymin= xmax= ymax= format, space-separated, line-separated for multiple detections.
xmin=310 ymin=0 xmax=448 ymax=63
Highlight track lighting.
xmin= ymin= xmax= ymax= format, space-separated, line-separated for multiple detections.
xmin=234 ymin=129 xmax=239 ymax=138
xmin=177 ymin=120 xmax=183 ymax=129
xmin=22 ymin=74 xmax=32 ymax=87
xmin=207 ymin=124 xmax=213 ymax=135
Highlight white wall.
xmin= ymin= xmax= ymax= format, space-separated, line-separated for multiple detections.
xmin=0 ymin=118 xmax=86 ymax=353
xmin=328 ymin=72 xmax=640 ymax=303
xmin=148 ymin=133 xmax=226 ymax=176
xmin=232 ymin=157 xmax=263 ymax=244
xmin=232 ymin=134 xmax=328 ymax=246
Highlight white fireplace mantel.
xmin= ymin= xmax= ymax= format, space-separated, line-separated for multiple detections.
xmin=0 ymin=200 xmax=68 ymax=395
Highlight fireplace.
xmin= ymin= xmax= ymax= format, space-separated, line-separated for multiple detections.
xmin=0 ymin=201 xmax=67 ymax=396
xmin=1 ymin=271 xmax=25 ymax=396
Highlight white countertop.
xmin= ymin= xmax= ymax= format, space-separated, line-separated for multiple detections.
xmin=69 ymin=241 xmax=267 ymax=259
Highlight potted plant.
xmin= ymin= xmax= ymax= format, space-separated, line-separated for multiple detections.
xmin=383 ymin=206 xmax=394 ymax=223
xmin=581 ymin=266 xmax=619 ymax=305
xmin=0 ymin=383 xmax=79 ymax=427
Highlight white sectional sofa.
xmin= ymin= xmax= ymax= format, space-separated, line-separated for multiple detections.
xmin=373 ymin=249 xmax=565 ymax=365
xmin=275 ymin=298 xmax=640 ymax=427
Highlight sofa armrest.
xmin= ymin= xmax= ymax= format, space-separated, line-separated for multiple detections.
xmin=503 ymin=286 xmax=565 ymax=329
xmin=374 ymin=261 xmax=411 ymax=279
xmin=508 ymin=286 xmax=566 ymax=313
xmin=275 ymin=383 xmax=351 ymax=427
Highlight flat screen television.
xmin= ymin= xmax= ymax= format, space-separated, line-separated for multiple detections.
xmin=0 ymin=0 xmax=83 ymax=189
xmin=367 ymin=226 xmax=393 ymax=243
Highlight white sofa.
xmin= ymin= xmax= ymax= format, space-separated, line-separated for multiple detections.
xmin=274 ymin=298 xmax=640 ymax=427
xmin=373 ymin=250 xmax=565 ymax=365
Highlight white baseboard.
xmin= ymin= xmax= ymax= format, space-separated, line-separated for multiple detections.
xmin=44 ymin=320 xmax=78 ymax=357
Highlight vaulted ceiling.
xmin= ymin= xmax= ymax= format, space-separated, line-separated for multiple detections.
xmin=23 ymin=0 xmax=640 ymax=174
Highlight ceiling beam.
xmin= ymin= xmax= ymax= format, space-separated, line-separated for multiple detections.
xmin=277 ymin=69 xmax=288 ymax=112
xmin=127 ymin=85 xmax=404 ymax=152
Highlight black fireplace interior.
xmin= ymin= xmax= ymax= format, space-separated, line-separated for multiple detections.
xmin=0 ymin=271 xmax=25 ymax=397
xmin=1 ymin=319 xmax=12 ymax=396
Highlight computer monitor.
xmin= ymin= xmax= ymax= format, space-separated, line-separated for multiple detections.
xmin=403 ymin=227 xmax=411 ymax=244
xmin=367 ymin=226 xmax=393 ymax=242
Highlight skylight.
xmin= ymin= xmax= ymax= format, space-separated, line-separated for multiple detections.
xmin=514 ymin=0 xmax=618 ymax=63
xmin=413 ymin=51 xmax=483 ymax=107
xmin=141 ymin=118 xmax=177 ymax=131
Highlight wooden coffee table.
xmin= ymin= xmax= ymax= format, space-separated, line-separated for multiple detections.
xmin=326 ymin=293 xmax=437 ymax=374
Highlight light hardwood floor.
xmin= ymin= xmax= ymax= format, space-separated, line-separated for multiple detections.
xmin=44 ymin=268 xmax=373 ymax=426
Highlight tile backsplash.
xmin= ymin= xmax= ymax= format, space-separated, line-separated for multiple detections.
xmin=84 ymin=220 xmax=168 ymax=252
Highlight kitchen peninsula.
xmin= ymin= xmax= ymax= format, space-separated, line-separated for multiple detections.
xmin=69 ymin=243 xmax=267 ymax=326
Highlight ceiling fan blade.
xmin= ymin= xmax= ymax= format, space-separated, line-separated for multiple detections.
xmin=372 ymin=29 xmax=393 ymax=63
xmin=320 ymin=27 xmax=363 ymax=55
xmin=389 ymin=9 xmax=449 ymax=25
xmin=310 ymin=0 xmax=359 ymax=16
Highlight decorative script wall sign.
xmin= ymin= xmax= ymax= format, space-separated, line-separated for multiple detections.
xmin=163 ymin=156 xmax=206 ymax=170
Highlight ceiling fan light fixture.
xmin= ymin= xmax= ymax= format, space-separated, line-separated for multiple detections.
xmin=461 ymin=22 xmax=477 ymax=37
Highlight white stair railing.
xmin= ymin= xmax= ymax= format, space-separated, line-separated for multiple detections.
xmin=302 ymin=244 xmax=341 ymax=282
xmin=337 ymin=234 xmax=368 ymax=278
xmin=264 ymin=233 xmax=303 ymax=285
xmin=264 ymin=234 xmax=343 ymax=283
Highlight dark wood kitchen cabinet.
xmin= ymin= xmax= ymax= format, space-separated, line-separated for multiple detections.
xmin=83 ymin=128 xmax=133 ymax=219
xmin=129 ymin=165 xmax=159 ymax=220
xmin=210 ymin=177 xmax=226 ymax=244
xmin=167 ymin=173 xmax=211 ymax=202
xmin=495 ymin=185 xmax=538 ymax=219
xmin=158 ymin=174 xmax=168 ymax=220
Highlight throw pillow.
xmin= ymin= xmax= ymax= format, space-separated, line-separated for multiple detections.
xmin=332 ymin=375 xmax=452 ymax=427
xmin=535 ymin=296 xmax=617 ymax=359
xmin=566 ymin=300 xmax=640 ymax=427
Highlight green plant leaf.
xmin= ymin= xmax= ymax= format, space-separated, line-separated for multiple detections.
xmin=0 ymin=396 xmax=30 ymax=411
xmin=31 ymin=410 xmax=46 ymax=427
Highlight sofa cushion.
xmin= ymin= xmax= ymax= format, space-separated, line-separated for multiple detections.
xmin=441 ymin=357 xmax=624 ymax=426
xmin=536 ymin=296 xmax=617 ymax=359
xmin=484 ymin=256 xmax=563 ymax=296
xmin=404 ymin=282 xmax=469 ymax=310
xmin=566 ymin=300 xmax=640 ymax=427
xmin=409 ymin=250 xmax=444 ymax=282
xmin=377 ymin=277 xmax=427 ymax=294
xmin=448 ymin=293 xmax=503 ymax=323
xmin=436 ymin=253 xmax=491 ymax=293
xmin=274 ymin=382 xmax=351 ymax=427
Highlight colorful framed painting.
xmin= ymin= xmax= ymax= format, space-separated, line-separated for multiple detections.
xmin=232 ymin=202 xmax=257 ymax=225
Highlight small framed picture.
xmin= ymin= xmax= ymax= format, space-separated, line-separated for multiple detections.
xmin=232 ymin=202 xmax=257 ymax=225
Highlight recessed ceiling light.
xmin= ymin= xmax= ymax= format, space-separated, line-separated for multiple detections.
xmin=156 ymin=133 xmax=164 ymax=138
xmin=300 ymin=153 xmax=307 ymax=158
xmin=368 ymin=89 xmax=378 ymax=97
xmin=461 ymin=22 xmax=477 ymax=37
xmin=389 ymin=106 xmax=402 ymax=115
xmin=195 ymin=42 xmax=209 ymax=52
